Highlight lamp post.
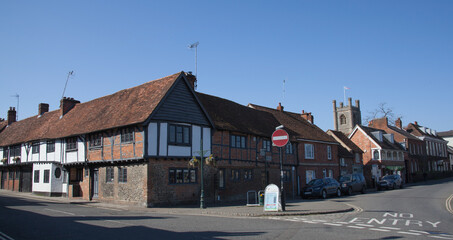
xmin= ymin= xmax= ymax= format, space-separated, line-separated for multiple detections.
xmin=190 ymin=133 xmax=211 ymax=209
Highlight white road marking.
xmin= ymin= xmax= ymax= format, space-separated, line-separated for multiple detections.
xmin=323 ymin=223 xmax=343 ymax=226
xmin=348 ymin=226 xmax=365 ymax=229
xmin=302 ymin=221 xmax=318 ymax=224
xmin=370 ymin=228 xmax=390 ymax=232
xmin=446 ymin=194 xmax=453 ymax=214
xmin=380 ymin=227 xmax=401 ymax=230
xmin=356 ymin=224 xmax=374 ymax=227
xmin=345 ymin=203 xmax=363 ymax=213
xmin=409 ymin=230 xmax=430 ymax=234
xmin=335 ymin=222 xmax=350 ymax=224
xmin=398 ymin=231 xmax=422 ymax=236
xmin=428 ymin=235 xmax=453 ymax=239
xmin=311 ymin=220 xmax=327 ymax=222
xmin=44 ymin=208 xmax=75 ymax=216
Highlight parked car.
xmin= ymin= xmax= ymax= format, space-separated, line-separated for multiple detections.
xmin=377 ymin=174 xmax=403 ymax=190
xmin=338 ymin=173 xmax=367 ymax=195
xmin=302 ymin=177 xmax=342 ymax=199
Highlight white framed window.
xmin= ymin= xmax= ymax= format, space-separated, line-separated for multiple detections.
xmin=328 ymin=169 xmax=333 ymax=178
xmin=373 ymin=150 xmax=379 ymax=160
xmin=306 ymin=170 xmax=315 ymax=184
xmin=327 ymin=146 xmax=332 ymax=160
xmin=305 ymin=144 xmax=314 ymax=159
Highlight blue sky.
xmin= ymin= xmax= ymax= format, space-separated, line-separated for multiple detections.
xmin=1 ymin=1 xmax=452 ymax=132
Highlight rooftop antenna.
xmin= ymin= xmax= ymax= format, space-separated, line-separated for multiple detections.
xmin=62 ymin=71 xmax=74 ymax=99
xmin=188 ymin=42 xmax=199 ymax=78
xmin=10 ymin=93 xmax=19 ymax=120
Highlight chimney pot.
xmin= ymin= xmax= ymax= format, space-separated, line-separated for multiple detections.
xmin=185 ymin=72 xmax=197 ymax=90
xmin=60 ymin=97 xmax=80 ymax=117
xmin=277 ymin=102 xmax=284 ymax=111
xmin=395 ymin=118 xmax=402 ymax=129
xmin=414 ymin=121 xmax=418 ymax=126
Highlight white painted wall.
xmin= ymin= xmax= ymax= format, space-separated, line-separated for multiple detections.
xmin=159 ymin=123 xmax=168 ymax=156
xmin=32 ymin=163 xmax=52 ymax=193
xmin=168 ymin=145 xmax=191 ymax=156
xmin=65 ymin=138 xmax=85 ymax=163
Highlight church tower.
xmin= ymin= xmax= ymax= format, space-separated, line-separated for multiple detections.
xmin=333 ymin=98 xmax=361 ymax=135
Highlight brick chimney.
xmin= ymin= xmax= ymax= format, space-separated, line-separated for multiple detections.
xmin=368 ymin=117 xmax=388 ymax=128
xmin=414 ymin=121 xmax=418 ymax=126
xmin=7 ymin=107 xmax=16 ymax=125
xmin=60 ymin=97 xmax=80 ymax=117
xmin=277 ymin=102 xmax=284 ymax=111
xmin=395 ymin=118 xmax=402 ymax=129
xmin=39 ymin=103 xmax=49 ymax=116
xmin=301 ymin=110 xmax=314 ymax=124
xmin=185 ymin=72 xmax=197 ymax=90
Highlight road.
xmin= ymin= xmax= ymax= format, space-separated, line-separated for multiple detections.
xmin=0 ymin=179 xmax=452 ymax=240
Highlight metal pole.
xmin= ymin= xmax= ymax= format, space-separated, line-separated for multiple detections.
xmin=200 ymin=132 xmax=205 ymax=209
xmin=279 ymin=147 xmax=286 ymax=211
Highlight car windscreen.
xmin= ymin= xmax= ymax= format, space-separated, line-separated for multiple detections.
xmin=307 ymin=179 xmax=323 ymax=186
xmin=383 ymin=175 xmax=396 ymax=180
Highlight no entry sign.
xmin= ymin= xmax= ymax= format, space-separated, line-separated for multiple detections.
xmin=272 ymin=129 xmax=289 ymax=147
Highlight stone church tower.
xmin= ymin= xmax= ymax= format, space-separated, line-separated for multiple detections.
xmin=333 ymin=98 xmax=361 ymax=135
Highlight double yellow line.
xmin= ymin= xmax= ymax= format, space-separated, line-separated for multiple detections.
xmin=447 ymin=194 xmax=453 ymax=214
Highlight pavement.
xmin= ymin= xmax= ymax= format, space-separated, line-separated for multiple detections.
xmin=0 ymin=190 xmax=355 ymax=218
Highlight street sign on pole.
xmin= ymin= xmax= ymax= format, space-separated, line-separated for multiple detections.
xmin=272 ymin=129 xmax=289 ymax=147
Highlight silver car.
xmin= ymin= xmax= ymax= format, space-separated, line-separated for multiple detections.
xmin=377 ymin=174 xmax=403 ymax=190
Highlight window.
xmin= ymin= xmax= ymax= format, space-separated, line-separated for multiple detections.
xmin=9 ymin=171 xmax=14 ymax=180
xmin=66 ymin=137 xmax=78 ymax=151
xmin=286 ymin=143 xmax=295 ymax=154
xmin=393 ymin=152 xmax=397 ymax=160
xmin=373 ymin=150 xmax=380 ymax=160
xmin=121 ymin=128 xmax=134 ymax=143
xmin=32 ymin=142 xmax=40 ymax=154
xmin=168 ymin=168 xmax=197 ymax=184
xmin=46 ymin=140 xmax=55 ymax=153
xmin=305 ymin=144 xmax=314 ymax=159
xmin=231 ymin=135 xmax=246 ymax=149
xmin=54 ymin=168 xmax=61 ymax=179
xmin=62 ymin=170 xmax=68 ymax=183
xmin=262 ymin=139 xmax=271 ymax=152
xmin=3 ymin=147 xmax=7 ymax=158
xmin=106 ymin=167 xmax=114 ymax=183
xmin=218 ymin=169 xmax=225 ymax=189
xmin=85 ymin=168 xmax=89 ymax=178
xmin=43 ymin=170 xmax=50 ymax=183
xmin=11 ymin=145 xmax=21 ymax=157
xmin=168 ymin=125 xmax=190 ymax=145
xmin=89 ymin=133 xmax=102 ymax=149
xmin=118 ymin=167 xmax=127 ymax=183
xmin=283 ymin=170 xmax=291 ymax=182
xmin=244 ymin=169 xmax=253 ymax=181
xmin=340 ymin=114 xmax=346 ymax=125
xmin=355 ymin=153 xmax=361 ymax=163
xmin=15 ymin=170 xmax=20 ymax=179
xmin=34 ymin=170 xmax=40 ymax=183
xmin=306 ymin=170 xmax=315 ymax=184
xmin=323 ymin=169 xmax=327 ymax=178
xmin=230 ymin=169 xmax=240 ymax=181
xmin=340 ymin=158 xmax=346 ymax=166
xmin=387 ymin=151 xmax=392 ymax=160
xmin=327 ymin=146 xmax=332 ymax=160
xmin=328 ymin=169 xmax=333 ymax=178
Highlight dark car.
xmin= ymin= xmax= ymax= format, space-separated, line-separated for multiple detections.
xmin=377 ymin=174 xmax=403 ymax=190
xmin=338 ymin=173 xmax=367 ymax=195
xmin=302 ymin=177 xmax=342 ymax=199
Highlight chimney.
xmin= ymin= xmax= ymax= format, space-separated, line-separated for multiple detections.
xmin=369 ymin=117 xmax=388 ymax=128
xmin=301 ymin=110 xmax=314 ymax=124
xmin=348 ymin=97 xmax=352 ymax=107
xmin=414 ymin=121 xmax=418 ymax=126
xmin=277 ymin=102 xmax=284 ymax=111
xmin=395 ymin=118 xmax=402 ymax=129
xmin=7 ymin=107 xmax=16 ymax=125
xmin=39 ymin=103 xmax=49 ymax=116
xmin=185 ymin=71 xmax=197 ymax=90
xmin=60 ymin=97 xmax=80 ymax=117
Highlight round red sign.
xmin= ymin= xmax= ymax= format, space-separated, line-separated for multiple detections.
xmin=272 ymin=129 xmax=289 ymax=147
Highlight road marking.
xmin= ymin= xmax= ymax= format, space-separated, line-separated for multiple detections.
xmin=370 ymin=228 xmax=390 ymax=232
xmin=409 ymin=230 xmax=430 ymax=234
xmin=44 ymin=208 xmax=75 ymax=216
xmin=323 ymin=223 xmax=343 ymax=226
xmin=380 ymin=227 xmax=401 ymax=230
xmin=311 ymin=220 xmax=327 ymax=223
xmin=347 ymin=226 xmax=365 ymax=229
xmin=302 ymin=221 xmax=319 ymax=224
xmin=398 ymin=231 xmax=421 ymax=236
xmin=344 ymin=203 xmax=363 ymax=213
xmin=446 ymin=194 xmax=453 ymax=215
xmin=0 ymin=231 xmax=15 ymax=240
xmin=335 ymin=222 xmax=350 ymax=224
xmin=429 ymin=235 xmax=453 ymax=239
xmin=356 ymin=224 xmax=374 ymax=227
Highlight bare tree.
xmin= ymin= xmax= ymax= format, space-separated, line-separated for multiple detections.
xmin=365 ymin=102 xmax=402 ymax=126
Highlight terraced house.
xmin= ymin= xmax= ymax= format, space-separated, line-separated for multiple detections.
xmin=1 ymin=71 xmax=343 ymax=206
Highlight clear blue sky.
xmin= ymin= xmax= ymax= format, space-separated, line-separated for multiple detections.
xmin=1 ymin=1 xmax=452 ymax=132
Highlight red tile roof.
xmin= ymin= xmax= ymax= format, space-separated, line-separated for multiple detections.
xmin=327 ymin=130 xmax=363 ymax=153
xmin=248 ymin=104 xmax=336 ymax=143
xmin=0 ymin=72 xmax=182 ymax=146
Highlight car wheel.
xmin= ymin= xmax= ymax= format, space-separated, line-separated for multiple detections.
xmin=322 ymin=190 xmax=327 ymax=199
xmin=361 ymin=186 xmax=366 ymax=194
xmin=348 ymin=187 xmax=353 ymax=195
xmin=337 ymin=188 xmax=342 ymax=197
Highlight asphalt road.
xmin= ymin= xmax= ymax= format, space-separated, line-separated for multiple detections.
xmin=0 ymin=178 xmax=452 ymax=240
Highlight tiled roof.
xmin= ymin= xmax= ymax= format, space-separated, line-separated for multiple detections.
xmin=387 ymin=125 xmax=420 ymax=140
xmin=0 ymin=72 xmax=182 ymax=146
xmin=248 ymin=104 xmax=336 ymax=143
xmin=405 ymin=123 xmax=445 ymax=141
xmin=0 ymin=120 xmax=6 ymax=133
xmin=359 ymin=125 xmax=405 ymax=151
xmin=197 ymin=93 xmax=280 ymax=138
xmin=327 ymin=130 xmax=363 ymax=153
